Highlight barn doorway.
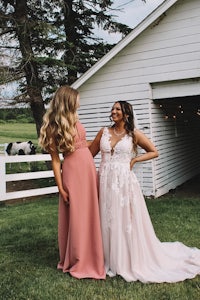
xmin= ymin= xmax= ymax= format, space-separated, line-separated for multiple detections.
xmin=152 ymin=94 xmax=200 ymax=197
xmin=154 ymin=95 xmax=200 ymax=125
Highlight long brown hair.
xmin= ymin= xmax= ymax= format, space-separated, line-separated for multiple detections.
xmin=39 ymin=85 xmax=79 ymax=154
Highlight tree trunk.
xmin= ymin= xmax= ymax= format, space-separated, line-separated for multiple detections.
xmin=63 ymin=0 xmax=78 ymax=84
xmin=14 ymin=0 xmax=45 ymax=136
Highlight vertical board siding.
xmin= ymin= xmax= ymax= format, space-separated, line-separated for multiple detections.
xmin=77 ymin=0 xmax=200 ymax=196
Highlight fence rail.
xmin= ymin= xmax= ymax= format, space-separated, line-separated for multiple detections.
xmin=0 ymin=154 xmax=60 ymax=202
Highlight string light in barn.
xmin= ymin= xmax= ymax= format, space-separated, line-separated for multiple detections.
xmin=157 ymin=102 xmax=200 ymax=121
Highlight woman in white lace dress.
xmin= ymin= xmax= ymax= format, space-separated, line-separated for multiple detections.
xmin=89 ymin=101 xmax=200 ymax=283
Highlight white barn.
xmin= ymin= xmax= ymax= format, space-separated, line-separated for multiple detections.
xmin=72 ymin=0 xmax=200 ymax=198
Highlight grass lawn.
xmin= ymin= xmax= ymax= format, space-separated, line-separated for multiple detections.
xmin=0 ymin=123 xmax=38 ymax=146
xmin=0 ymin=193 xmax=199 ymax=300
xmin=0 ymin=122 xmax=199 ymax=299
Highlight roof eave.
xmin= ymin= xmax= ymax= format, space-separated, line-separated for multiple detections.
xmin=72 ymin=0 xmax=179 ymax=89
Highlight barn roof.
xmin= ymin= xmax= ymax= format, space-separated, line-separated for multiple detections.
xmin=72 ymin=0 xmax=179 ymax=89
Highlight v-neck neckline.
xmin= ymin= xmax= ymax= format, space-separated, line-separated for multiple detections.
xmin=107 ymin=128 xmax=127 ymax=154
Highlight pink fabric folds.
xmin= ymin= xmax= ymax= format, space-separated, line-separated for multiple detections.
xmin=57 ymin=122 xmax=105 ymax=279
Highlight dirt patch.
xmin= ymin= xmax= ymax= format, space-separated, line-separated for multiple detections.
xmin=7 ymin=179 xmax=39 ymax=192
xmin=160 ymin=174 xmax=200 ymax=199
xmin=3 ymin=178 xmax=56 ymax=206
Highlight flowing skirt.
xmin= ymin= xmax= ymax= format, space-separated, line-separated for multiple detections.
xmin=99 ymin=161 xmax=200 ymax=283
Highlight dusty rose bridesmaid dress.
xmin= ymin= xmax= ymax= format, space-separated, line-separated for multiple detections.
xmin=57 ymin=121 xmax=105 ymax=279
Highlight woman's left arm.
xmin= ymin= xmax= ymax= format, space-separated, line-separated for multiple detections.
xmin=130 ymin=129 xmax=159 ymax=170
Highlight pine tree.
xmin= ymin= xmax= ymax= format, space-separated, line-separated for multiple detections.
xmin=0 ymin=0 xmax=132 ymax=135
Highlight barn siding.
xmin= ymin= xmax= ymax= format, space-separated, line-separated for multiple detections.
xmin=77 ymin=0 xmax=200 ymax=196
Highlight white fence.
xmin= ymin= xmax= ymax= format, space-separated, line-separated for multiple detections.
xmin=0 ymin=143 xmax=8 ymax=154
xmin=0 ymin=154 xmax=59 ymax=202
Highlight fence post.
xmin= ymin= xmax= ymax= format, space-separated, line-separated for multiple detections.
xmin=0 ymin=157 xmax=6 ymax=201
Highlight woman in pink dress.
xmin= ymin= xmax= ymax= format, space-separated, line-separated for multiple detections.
xmin=39 ymin=85 xmax=105 ymax=279
xmin=89 ymin=100 xmax=200 ymax=283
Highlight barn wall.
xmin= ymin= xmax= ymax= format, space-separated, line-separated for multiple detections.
xmin=77 ymin=0 xmax=200 ymax=196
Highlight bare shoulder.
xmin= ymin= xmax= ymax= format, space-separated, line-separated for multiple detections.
xmin=134 ymin=129 xmax=145 ymax=141
xmin=92 ymin=127 xmax=104 ymax=142
xmin=134 ymin=128 xmax=158 ymax=153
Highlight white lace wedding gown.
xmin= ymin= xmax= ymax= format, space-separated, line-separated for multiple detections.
xmin=98 ymin=127 xmax=200 ymax=283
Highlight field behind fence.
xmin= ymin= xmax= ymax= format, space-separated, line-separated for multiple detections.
xmin=0 ymin=153 xmax=61 ymax=202
xmin=0 ymin=123 xmax=59 ymax=202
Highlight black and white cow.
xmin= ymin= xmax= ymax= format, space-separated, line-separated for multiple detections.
xmin=6 ymin=141 xmax=36 ymax=155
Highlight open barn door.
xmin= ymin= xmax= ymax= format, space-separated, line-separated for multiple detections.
xmin=150 ymin=79 xmax=200 ymax=197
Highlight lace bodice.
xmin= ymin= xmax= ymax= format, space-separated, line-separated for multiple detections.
xmin=100 ymin=127 xmax=134 ymax=164
xmin=99 ymin=127 xmax=138 ymax=231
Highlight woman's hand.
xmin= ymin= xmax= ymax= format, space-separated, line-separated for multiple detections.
xmin=130 ymin=158 xmax=137 ymax=170
xmin=60 ymin=188 xmax=69 ymax=205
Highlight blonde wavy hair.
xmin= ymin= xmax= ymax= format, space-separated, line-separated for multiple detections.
xmin=39 ymin=85 xmax=79 ymax=154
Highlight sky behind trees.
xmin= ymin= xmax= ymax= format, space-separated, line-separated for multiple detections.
xmin=1 ymin=0 xmax=165 ymax=102
xmin=96 ymin=0 xmax=165 ymax=42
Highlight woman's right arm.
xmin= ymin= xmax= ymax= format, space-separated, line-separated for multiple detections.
xmin=49 ymin=147 xmax=69 ymax=203
xmin=130 ymin=129 xmax=159 ymax=170
xmin=89 ymin=128 xmax=104 ymax=157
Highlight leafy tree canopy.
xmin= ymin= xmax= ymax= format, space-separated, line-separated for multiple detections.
xmin=0 ymin=0 xmax=132 ymax=99
xmin=0 ymin=0 xmax=145 ymax=135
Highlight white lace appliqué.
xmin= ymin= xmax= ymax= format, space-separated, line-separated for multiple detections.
xmin=99 ymin=127 xmax=135 ymax=229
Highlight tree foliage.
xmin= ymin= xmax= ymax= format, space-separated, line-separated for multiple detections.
xmin=0 ymin=0 xmax=135 ymax=135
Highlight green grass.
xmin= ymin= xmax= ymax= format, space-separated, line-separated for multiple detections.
xmin=0 ymin=123 xmax=38 ymax=145
xmin=0 ymin=122 xmax=199 ymax=299
xmin=0 ymin=122 xmax=53 ymax=192
xmin=0 ymin=195 xmax=199 ymax=300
